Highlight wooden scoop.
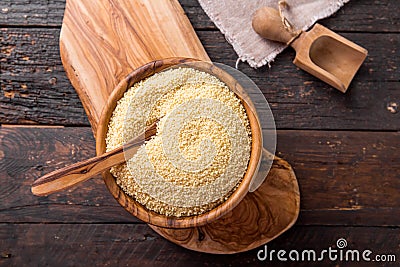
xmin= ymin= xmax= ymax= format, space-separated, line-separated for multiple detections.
xmin=252 ymin=7 xmax=368 ymax=93
xmin=31 ymin=121 xmax=158 ymax=196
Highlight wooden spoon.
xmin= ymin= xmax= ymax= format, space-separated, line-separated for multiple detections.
xmin=31 ymin=120 xmax=158 ymax=196
xmin=252 ymin=7 xmax=368 ymax=93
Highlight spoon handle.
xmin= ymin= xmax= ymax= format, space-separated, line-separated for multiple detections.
xmin=31 ymin=122 xmax=158 ymax=196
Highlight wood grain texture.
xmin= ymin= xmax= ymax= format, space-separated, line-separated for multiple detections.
xmin=0 ymin=0 xmax=399 ymax=263
xmin=151 ymin=156 xmax=299 ymax=254
xmin=59 ymin=0 xmax=209 ymax=134
xmin=1 ymin=127 xmax=399 ymax=226
xmin=1 ymin=29 xmax=399 ymax=128
xmin=0 ymin=223 xmax=398 ymax=267
xmin=0 ymin=27 xmax=87 ymax=125
xmin=290 ymin=24 xmax=367 ymax=93
xmin=0 ymin=0 xmax=399 ymax=33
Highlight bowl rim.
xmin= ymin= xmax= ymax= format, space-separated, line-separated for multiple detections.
xmin=96 ymin=57 xmax=262 ymax=228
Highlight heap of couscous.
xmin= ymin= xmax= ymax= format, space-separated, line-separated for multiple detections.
xmin=106 ymin=67 xmax=251 ymax=217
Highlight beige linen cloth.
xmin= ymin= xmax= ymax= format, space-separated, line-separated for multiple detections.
xmin=198 ymin=0 xmax=349 ymax=68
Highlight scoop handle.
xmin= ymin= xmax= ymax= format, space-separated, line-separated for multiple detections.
xmin=252 ymin=7 xmax=298 ymax=44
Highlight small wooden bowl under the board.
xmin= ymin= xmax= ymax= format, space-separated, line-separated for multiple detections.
xmin=96 ymin=58 xmax=263 ymax=229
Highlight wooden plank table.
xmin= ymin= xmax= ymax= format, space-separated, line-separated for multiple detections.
xmin=0 ymin=0 xmax=399 ymax=266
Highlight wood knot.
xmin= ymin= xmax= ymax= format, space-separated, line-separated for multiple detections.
xmin=197 ymin=227 xmax=205 ymax=241
xmin=1 ymin=252 xmax=12 ymax=258
xmin=387 ymin=102 xmax=398 ymax=114
xmin=48 ymin=77 xmax=57 ymax=85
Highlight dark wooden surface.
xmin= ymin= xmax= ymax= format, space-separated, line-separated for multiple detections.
xmin=0 ymin=0 xmax=399 ymax=266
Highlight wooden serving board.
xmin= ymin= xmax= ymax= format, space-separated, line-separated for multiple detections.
xmin=60 ymin=0 xmax=210 ymax=135
xmin=60 ymin=0 xmax=299 ymax=254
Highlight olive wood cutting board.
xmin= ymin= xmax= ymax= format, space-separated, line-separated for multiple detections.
xmin=59 ymin=0 xmax=299 ymax=254
xmin=60 ymin=0 xmax=210 ymax=135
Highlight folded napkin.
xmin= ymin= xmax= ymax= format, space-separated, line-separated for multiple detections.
xmin=198 ymin=0 xmax=349 ymax=68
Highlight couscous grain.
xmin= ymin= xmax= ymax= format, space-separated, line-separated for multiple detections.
xmin=106 ymin=67 xmax=251 ymax=217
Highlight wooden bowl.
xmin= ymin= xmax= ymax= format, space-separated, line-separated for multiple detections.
xmin=96 ymin=58 xmax=262 ymax=228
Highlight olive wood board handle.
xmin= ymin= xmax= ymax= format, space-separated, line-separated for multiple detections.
xmin=60 ymin=0 xmax=210 ymax=135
